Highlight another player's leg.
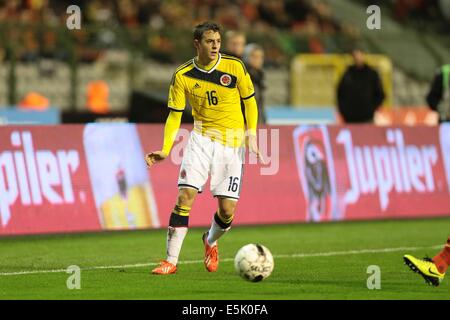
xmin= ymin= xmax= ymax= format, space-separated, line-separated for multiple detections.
xmin=403 ymin=236 xmax=449 ymax=286
xmin=152 ymin=188 xmax=197 ymax=275
xmin=203 ymin=198 xmax=236 ymax=272
xmin=432 ymin=236 xmax=450 ymax=275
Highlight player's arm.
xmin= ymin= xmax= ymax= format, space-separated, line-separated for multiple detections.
xmin=238 ymin=65 xmax=264 ymax=163
xmin=145 ymin=72 xmax=185 ymax=167
xmin=243 ymin=95 xmax=258 ymax=136
xmin=145 ymin=110 xmax=183 ymax=167
xmin=243 ymin=96 xmax=264 ymax=164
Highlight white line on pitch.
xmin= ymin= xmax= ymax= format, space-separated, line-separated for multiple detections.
xmin=0 ymin=244 xmax=442 ymax=276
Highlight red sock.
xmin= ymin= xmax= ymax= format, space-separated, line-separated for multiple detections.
xmin=432 ymin=237 xmax=450 ymax=274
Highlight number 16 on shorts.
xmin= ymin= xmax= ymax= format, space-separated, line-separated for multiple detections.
xmin=228 ymin=177 xmax=240 ymax=193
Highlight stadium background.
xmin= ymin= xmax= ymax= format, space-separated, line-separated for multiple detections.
xmin=0 ymin=0 xmax=450 ymax=300
xmin=1 ymin=0 xmax=448 ymax=119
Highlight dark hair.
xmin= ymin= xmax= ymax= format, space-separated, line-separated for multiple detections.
xmin=193 ymin=22 xmax=221 ymax=41
xmin=350 ymin=44 xmax=366 ymax=54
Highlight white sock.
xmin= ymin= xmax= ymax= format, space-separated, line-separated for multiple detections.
xmin=207 ymin=218 xmax=230 ymax=246
xmin=166 ymin=226 xmax=188 ymax=265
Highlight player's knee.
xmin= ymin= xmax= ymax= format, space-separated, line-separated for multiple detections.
xmin=214 ymin=209 xmax=234 ymax=230
xmin=177 ymin=188 xmax=197 ymax=206
xmin=218 ymin=207 xmax=235 ymax=220
xmin=215 ymin=201 xmax=235 ymax=230
xmin=218 ymin=200 xmax=236 ymax=218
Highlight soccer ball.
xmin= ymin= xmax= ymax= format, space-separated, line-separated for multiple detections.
xmin=234 ymin=243 xmax=274 ymax=282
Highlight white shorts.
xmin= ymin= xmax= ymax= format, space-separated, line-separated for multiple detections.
xmin=178 ymin=131 xmax=245 ymax=200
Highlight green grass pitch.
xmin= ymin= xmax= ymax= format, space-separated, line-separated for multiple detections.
xmin=0 ymin=218 xmax=449 ymax=300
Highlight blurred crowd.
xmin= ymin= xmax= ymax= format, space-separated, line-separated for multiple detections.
xmin=0 ymin=0 xmax=360 ymax=66
xmin=80 ymin=0 xmax=351 ymax=36
xmin=393 ymin=0 xmax=450 ymax=24
xmin=1 ymin=0 xmax=449 ymax=65
xmin=0 ymin=0 xmax=349 ymax=33
xmin=359 ymin=0 xmax=450 ymax=31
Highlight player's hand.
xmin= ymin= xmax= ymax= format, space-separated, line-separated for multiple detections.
xmin=246 ymin=134 xmax=266 ymax=165
xmin=145 ymin=151 xmax=168 ymax=168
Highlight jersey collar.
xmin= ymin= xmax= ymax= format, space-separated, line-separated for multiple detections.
xmin=193 ymin=53 xmax=221 ymax=74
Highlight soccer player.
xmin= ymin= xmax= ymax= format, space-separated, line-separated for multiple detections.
xmin=403 ymin=236 xmax=450 ymax=286
xmin=145 ymin=22 xmax=263 ymax=275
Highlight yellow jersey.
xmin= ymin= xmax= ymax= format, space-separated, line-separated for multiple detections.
xmin=168 ymin=53 xmax=255 ymax=147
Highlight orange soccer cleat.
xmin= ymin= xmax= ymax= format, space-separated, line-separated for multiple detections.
xmin=151 ymin=260 xmax=177 ymax=275
xmin=202 ymin=232 xmax=219 ymax=272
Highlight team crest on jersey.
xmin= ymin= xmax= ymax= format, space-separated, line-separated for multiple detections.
xmin=220 ymin=74 xmax=232 ymax=86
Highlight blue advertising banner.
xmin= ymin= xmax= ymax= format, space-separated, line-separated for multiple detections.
xmin=0 ymin=108 xmax=60 ymax=125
